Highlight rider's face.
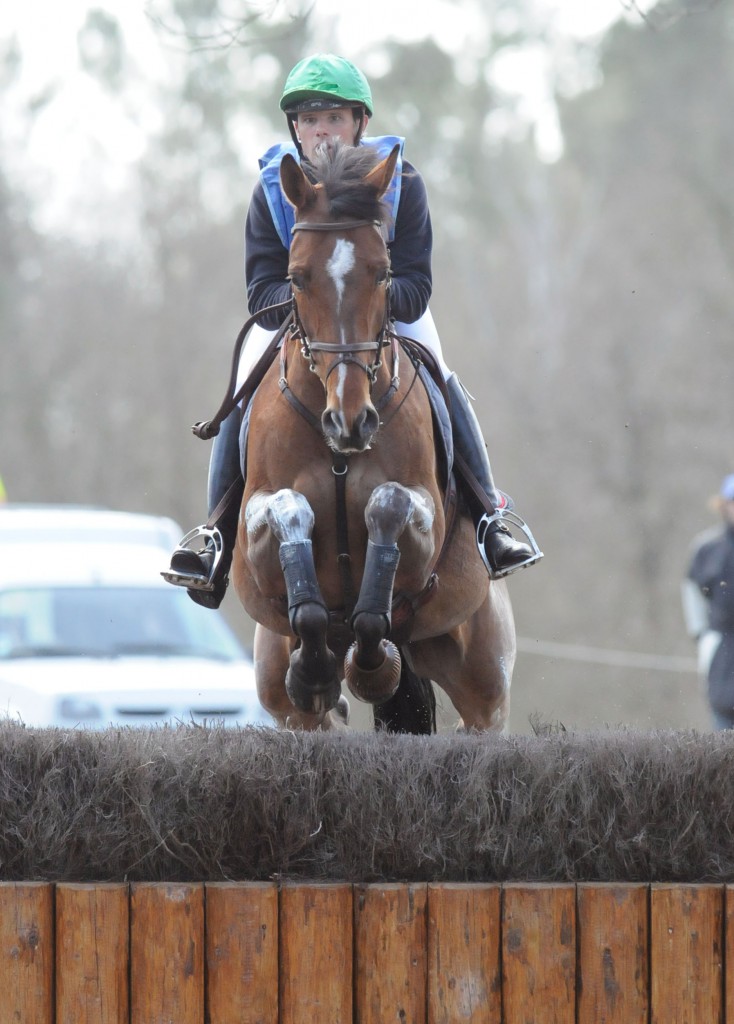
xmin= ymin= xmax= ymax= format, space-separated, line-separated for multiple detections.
xmin=295 ymin=108 xmax=367 ymax=160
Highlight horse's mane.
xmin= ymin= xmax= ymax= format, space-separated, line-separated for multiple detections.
xmin=304 ymin=142 xmax=389 ymax=222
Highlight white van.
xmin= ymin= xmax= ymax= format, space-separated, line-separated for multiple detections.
xmin=0 ymin=505 xmax=271 ymax=729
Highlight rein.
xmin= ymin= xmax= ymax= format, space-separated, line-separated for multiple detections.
xmin=191 ymin=299 xmax=293 ymax=441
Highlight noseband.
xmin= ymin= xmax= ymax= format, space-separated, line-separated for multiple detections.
xmin=290 ymin=218 xmax=391 ymax=386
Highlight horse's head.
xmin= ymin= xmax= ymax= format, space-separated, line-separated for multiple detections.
xmin=280 ymin=142 xmax=400 ymax=454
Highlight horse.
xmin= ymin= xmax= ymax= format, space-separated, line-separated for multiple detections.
xmin=230 ymin=142 xmax=516 ymax=733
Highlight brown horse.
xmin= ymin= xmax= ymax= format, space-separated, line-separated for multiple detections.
xmin=231 ymin=143 xmax=516 ymax=733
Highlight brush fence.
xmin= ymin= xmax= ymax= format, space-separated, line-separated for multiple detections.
xmin=2 ymin=879 xmax=731 ymax=1022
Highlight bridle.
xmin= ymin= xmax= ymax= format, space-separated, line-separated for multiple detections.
xmin=289 ymin=218 xmax=393 ymax=387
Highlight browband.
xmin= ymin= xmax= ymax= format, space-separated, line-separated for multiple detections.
xmin=292 ymin=219 xmax=382 ymax=233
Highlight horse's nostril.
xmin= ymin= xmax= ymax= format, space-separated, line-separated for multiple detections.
xmin=321 ymin=409 xmax=345 ymax=438
xmin=356 ymin=406 xmax=380 ymax=441
xmin=321 ymin=406 xmax=379 ymax=449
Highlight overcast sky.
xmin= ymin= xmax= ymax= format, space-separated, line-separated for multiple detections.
xmin=0 ymin=0 xmax=639 ymax=241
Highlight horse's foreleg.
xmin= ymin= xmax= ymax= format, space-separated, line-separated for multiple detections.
xmin=253 ymin=625 xmax=349 ymax=730
xmin=345 ymin=483 xmax=435 ymax=704
xmin=246 ymin=489 xmax=341 ymax=716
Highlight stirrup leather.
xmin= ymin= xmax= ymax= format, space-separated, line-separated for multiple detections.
xmin=476 ymin=509 xmax=544 ymax=580
xmin=160 ymin=526 xmax=224 ymax=592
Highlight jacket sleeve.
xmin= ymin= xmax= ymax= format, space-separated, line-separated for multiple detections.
xmin=388 ymin=160 xmax=433 ymax=324
xmin=687 ymin=535 xmax=721 ymax=596
xmin=245 ymin=180 xmax=292 ymax=329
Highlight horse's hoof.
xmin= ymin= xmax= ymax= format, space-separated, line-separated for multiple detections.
xmin=335 ymin=694 xmax=350 ymax=724
xmin=285 ymin=651 xmax=341 ymax=714
xmin=344 ymin=640 xmax=401 ymax=704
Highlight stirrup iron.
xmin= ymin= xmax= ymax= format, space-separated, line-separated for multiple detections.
xmin=477 ymin=508 xmax=544 ymax=580
xmin=160 ymin=525 xmax=224 ymax=592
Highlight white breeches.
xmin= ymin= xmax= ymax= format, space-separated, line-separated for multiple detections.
xmin=394 ymin=309 xmax=451 ymax=379
xmin=236 ymin=307 xmax=451 ymax=390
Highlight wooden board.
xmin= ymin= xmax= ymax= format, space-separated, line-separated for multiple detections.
xmin=130 ymin=882 xmax=204 ymax=1024
xmin=206 ymin=881 xmax=278 ymax=1024
xmin=502 ymin=883 xmax=576 ymax=1024
xmin=427 ymin=882 xmax=501 ymax=1023
xmin=576 ymin=883 xmax=648 ymax=1024
xmin=0 ymin=882 xmax=54 ymax=1024
xmin=354 ymin=883 xmax=428 ymax=1024
xmin=56 ymin=883 xmax=129 ymax=1024
xmin=650 ymin=883 xmax=723 ymax=1023
xmin=279 ymin=882 xmax=353 ymax=1024
xmin=725 ymin=885 xmax=734 ymax=1022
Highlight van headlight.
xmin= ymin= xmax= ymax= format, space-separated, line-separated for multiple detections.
xmin=58 ymin=698 xmax=103 ymax=721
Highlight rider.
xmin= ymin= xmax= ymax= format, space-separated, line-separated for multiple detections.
xmin=163 ymin=53 xmax=541 ymax=608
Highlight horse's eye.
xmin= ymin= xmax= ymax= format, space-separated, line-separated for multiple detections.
xmin=376 ymin=269 xmax=390 ymax=286
xmin=289 ymin=273 xmax=305 ymax=292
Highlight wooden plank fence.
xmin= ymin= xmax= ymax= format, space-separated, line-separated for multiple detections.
xmin=0 ymin=880 xmax=731 ymax=1022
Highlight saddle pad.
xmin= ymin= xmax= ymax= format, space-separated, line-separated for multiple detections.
xmin=239 ymin=401 xmax=253 ymax=480
xmin=416 ymin=362 xmax=453 ymax=490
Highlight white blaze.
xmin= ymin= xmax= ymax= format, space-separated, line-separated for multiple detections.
xmin=326 ymin=238 xmax=355 ymax=308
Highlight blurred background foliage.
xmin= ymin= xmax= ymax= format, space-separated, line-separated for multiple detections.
xmin=0 ymin=0 xmax=731 ymax=730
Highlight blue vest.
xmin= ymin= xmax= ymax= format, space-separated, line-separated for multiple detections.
xmin=258 ymin=136 xmax=405 ymax=249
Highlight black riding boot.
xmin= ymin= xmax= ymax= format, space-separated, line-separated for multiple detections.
xmin=446 ymin=373 xmax=542 ymax=579
xmin=162 ymin=408 xmax=244 ymax=608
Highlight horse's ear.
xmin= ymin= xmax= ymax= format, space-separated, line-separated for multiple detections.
xmin=280 ymin=153 xmax=317 ymax=210
xmin=363 ymin=143 xmax=400 ymax=199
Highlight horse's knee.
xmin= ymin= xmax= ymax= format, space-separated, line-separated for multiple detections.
xmin=246 ymin=488 xmax=314 ymax=544
xmin=266 ymin=489 xmax=314 ymax=540
xmin=365 ymin=483 xmax=433 ymax=544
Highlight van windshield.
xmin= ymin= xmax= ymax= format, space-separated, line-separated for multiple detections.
xmin=0 ymin=586 xmax=244 ymax=661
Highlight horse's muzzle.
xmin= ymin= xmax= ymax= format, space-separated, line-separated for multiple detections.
xmin=321 ymin=404 xmax=380 ymax=453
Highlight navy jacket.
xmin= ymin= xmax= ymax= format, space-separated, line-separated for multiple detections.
xmin=688 ymin=526 xmax=734 ymax=633
xmin=245 ymin=156 xmax=433 ymax=331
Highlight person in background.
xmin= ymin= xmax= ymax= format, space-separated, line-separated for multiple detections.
xmin=682 ymin=473 xmax=734 ymax=729
xmin=163 ymin=54 xmax=542 ymax=608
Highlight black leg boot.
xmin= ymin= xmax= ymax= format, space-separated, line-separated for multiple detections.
xmin=162 ymin=408 xmax=244 ymax=608
xmin=446 ymin=373 xmax=542 ymax=579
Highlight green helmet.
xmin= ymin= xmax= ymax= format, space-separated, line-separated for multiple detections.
xmin=280 ymin=54 xmax=374 ymax=117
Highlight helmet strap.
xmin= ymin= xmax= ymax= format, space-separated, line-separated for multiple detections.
xmin=353 ymin=109 xmax=367 ymax=145
xmin=286 ymin=116 xmax=304 ymax=158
